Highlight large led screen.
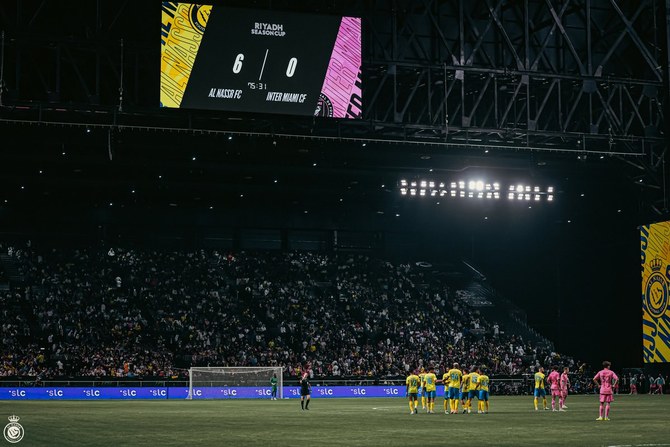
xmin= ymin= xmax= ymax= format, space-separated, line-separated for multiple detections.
xmin=161 ymin=3 xmax=362 ymax=118
xmin=641 ymin=220 xmax=670 ymax=362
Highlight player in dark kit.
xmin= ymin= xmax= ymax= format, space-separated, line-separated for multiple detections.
xmin=300 ymin=375 xmax=311 ymax=410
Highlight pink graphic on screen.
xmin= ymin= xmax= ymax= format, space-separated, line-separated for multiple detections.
xmin=317 ymin=17 xmax=362 ymax=119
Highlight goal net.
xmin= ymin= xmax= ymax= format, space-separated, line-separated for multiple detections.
xmin=187 ymin=366 xmax=283 ymax=399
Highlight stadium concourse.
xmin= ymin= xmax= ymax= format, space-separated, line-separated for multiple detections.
xmin=0 ymin=240 xmax=593 ymax=390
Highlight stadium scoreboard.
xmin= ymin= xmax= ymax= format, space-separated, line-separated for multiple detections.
xmin=161 ymin=3 xmax=362 ymax=118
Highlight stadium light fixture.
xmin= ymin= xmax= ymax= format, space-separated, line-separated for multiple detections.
xmin=400 ymin=188 xmax=407 ymax=195
xmin=419 ymin=189 xmax=426 ymax=196
xmin=468 ymin=181 xmax=476 ymax=190
xmin=420 ymin=181 xmax=427 ymax=188
xmin=476 ymin=181 xmax=484 ymax=191
xmin=410 ymin=189 xmax=417 ymax=196
xmin=459 ymin=181 xmax=465 ymax=189
xmin=508 ymin=192 xmax=514 ymax=200
xmin=516 ymin=185 xmax=524 ymax=192
xmin=400 ymin=180 xmax=408 ymax=187
xmin=547 ymin=195 xmax=554 ymax=201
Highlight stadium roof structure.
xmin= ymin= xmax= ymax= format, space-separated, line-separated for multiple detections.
xmin=0 ymin=0 xmax=667 ymax=233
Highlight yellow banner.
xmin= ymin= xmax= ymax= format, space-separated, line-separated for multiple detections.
xmin=641 ymin=221 xmax=670 ymax=363
xmin=160 ymin=3 xmax=211 ymax=108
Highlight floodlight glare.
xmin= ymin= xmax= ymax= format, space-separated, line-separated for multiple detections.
xmin=468 ymin=181 xmax=476 ymax=190
xmin=516 ymin=185 xmax=524 ymax=192
xmin=459 ymin=181 xmax=465 ymax=189
xmin=525 ymin=194 xmax=531 ymax=200
xmin=476 ymin=181 xmax=484 ymax=191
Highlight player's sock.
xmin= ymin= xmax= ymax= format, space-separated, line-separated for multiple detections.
xmin=409 ymin=401 xmax=414 ymax=412
xmin=599 ymin=404 xmax=603 ymax=418
xmin=551 ymin=397 xmax=555 ymax=410
xmin=542 ymin=397 xmax=547 ymax=409
xmin=301 ymin=400 xmax=304 ymax=410
xmin=534 ymin=397 xmax=538 ymax=410
xmin=605 ymin=404 xmax=610 ymax=418
xmin=305 ymin=397 xmax=310 ymax=409
xmin=486 ymin=402 xmax=489 ymax=412
xmin=421 ymin=396 xmax=426 ymax=408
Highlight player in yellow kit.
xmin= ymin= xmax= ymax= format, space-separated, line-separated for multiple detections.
xmin=406 ymin=370 xmax=420 ymax=414
xmin=460 ymin=368 xmax=470 ymax=413
xmin=466 ymin=366 xmax=480 ymax=414
xmin=418 ymin=367 xmax=426 ymax=410
xmin=444 ymin=362 xmax=463 ymax=414
xmin=477 ymin=367 xmax=490 ymax=414
xmin=534 ymin=366 xmax=548 ymax=411
xmin=423 ymin=366 xmax=438 ymax=414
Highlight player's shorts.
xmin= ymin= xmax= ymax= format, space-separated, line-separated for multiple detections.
xmin=478 ymin=390 xmax=489 ymax=401
xmin=534 ymin=388 xmax=546 ymax=397
xmin=460 ymin=391 xmax=467 ymax=400
xmin=468 ymin=390 xmax=478 ymax=399
xmin=600 ymin=393 xmax=613 ymax=403
xmin=551 ymin=389 xmax=561 ymax=397
xmin=424 ymin=390 xmax=436 ymax=399
xmin=408 ymin=392 xmax=418 ymax=399
xmin=300 ymin=387 xmax=310 ymax=396
xmin=448 ymin=387 xmax=460 ymax=399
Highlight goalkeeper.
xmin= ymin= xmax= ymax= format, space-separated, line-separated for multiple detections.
xmin=270 ymin=373 xmax=278 ymax=400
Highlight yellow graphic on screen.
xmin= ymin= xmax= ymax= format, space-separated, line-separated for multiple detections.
xmin=161 ymin=3 xmax=211 ymax=108
xmin=641 ymin=220 xmax=670 ymax=363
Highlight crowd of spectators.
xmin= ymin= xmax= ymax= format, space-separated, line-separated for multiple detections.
xmin=1 ymin=242 xmax=588 ymax=386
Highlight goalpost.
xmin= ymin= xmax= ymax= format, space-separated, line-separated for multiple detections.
xmin=187 ymin=366 xmax=283 ymax=399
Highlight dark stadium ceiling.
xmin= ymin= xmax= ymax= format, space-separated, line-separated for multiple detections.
xmin=0 ymin=0 xmax=667 ymax=225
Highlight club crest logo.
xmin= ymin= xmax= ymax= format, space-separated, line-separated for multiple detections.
xmin=189 ymin=5 xmax=210 ymax=34
xmin=3 ymin=415 xmax=24 ymax=444
xmin=315 ymin=93 xmax=334 ymax=117
xmin=645 ymin=258 xmax=668 ymax=319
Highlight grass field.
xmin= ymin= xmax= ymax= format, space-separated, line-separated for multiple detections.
xmin=0 ymin=395 xmax=668 ymax=446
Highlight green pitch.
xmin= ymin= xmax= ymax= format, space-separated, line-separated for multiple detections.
xmin=1 ymin=395 xmax=668 ymax=446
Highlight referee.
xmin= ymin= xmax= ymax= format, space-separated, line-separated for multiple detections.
xmin=300 ymin=375 xmax=311 ymax=410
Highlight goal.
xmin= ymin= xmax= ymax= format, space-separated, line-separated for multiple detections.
xmin=187 ymin=366 xmax=283 ymax=399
